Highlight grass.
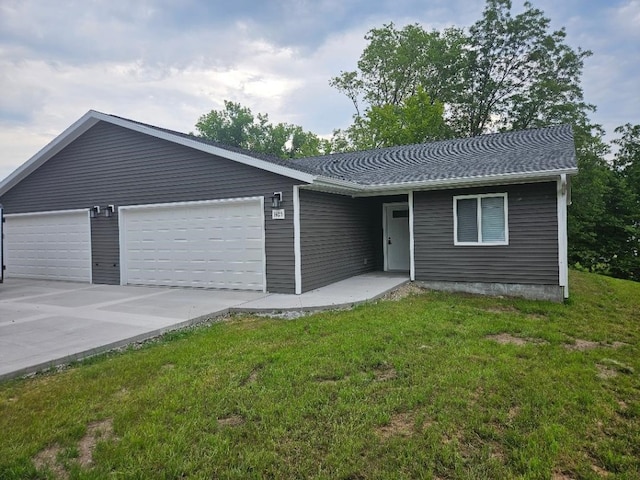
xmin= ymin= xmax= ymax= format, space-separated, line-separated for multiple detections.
xmin=1 ymin=270 xmax=639 ymax=479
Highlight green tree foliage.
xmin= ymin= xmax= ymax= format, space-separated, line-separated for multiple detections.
xmin=332 ymin=88 xmax=451 ymax=150
xmin=569 ymin=124 xmax=640 ymax=281
xmin=331 ymin=0 xmax=592 ymax=140
xmin=195 ymin=101 xmax=330 ymax=159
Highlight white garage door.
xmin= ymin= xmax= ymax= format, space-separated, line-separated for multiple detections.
xmin=119 ymin=198 xmax=265 ymax=291
xmin=4 ymin=210 xmax=92 ymax=282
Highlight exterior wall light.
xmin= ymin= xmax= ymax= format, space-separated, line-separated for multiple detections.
xmin=90 ymin=206 xmax=101 ymax=218
xmin=104 ymin=205 xmax=115 ymax=218
xmin=271 ymin=192 xmax=283 ymax=209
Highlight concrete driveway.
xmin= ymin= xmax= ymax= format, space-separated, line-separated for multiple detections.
xmin=0 ymin=273 xmax=408 ymax=381
xmin=0 ymin=279 xmax=267 ymax=380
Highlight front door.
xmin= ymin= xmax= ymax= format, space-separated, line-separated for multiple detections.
xmin=384 ymin=204 xmax=410 ymax=271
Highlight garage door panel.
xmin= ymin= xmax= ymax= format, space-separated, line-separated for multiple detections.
xmin=4 ymin=211 xmax=91 ymax=282
xmin=121 ymin=199 xmax=265 ymax=290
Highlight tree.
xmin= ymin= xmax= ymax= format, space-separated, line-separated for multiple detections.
xmin=568 ymin=123 xmax=640 ymax=281
xmin=331 ymin=87 xmax=451 ymax=151
xmin=330 ymin=24 xmax=465 ymax=115
xmin=331 ymin=0 xmax=593 ymax=139
xmin=613 ymin=124 xmax=640 ymax=198
xmin=453 ymin=0 xmax=593 ymax=136
xmin=195 ymin=101 xmax=330 ymax=159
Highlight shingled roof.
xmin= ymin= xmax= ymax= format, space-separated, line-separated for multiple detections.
xmin=288 ymin=124 xmax=577 ymax=186
xmin=126 ymin=116 xmax=577 ymax=188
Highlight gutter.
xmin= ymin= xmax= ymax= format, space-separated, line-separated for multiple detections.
xmin=306 ymin=168 xmax=579 ymax=196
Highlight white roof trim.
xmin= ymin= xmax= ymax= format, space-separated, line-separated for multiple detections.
xmin=0 ymin=110 xmax=318 ymax=196
xmin=355 ymin=168 xmax=579 ymax=193
xmin=302 ymin=168 xmax=578 ymax=196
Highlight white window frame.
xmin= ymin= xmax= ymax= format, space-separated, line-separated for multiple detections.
xmin=453 ymin=193 xmax=509 ymax=246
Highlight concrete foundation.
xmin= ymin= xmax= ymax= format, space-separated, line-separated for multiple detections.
xmin=415 ymin=280 xmax=564 ymax=302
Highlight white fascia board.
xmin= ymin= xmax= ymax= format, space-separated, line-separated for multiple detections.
xmin=96 ymin=112 xmax=318 ymax=184
xmin=355 ymin=168 xmax=579 ymax=195
xmin=0 ymin=111 xmax=101 ymax=196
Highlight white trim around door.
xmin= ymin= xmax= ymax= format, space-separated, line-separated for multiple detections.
xmin=408 ymin=191 xmax=415 ymax=281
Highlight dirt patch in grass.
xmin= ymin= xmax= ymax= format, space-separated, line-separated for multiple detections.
xmin=382 ymin=283 xmax=425 ymax=301
xmin=565 ymin=339 xmax=631 ymax=351
xmin=376 ymin=412 xmax=420 ymax=438
xmin=596 ymin=364 xmax=618 ymax=379
xmin=591 ymin=464 xmax=611 ymax=476
xmin=33 ymin=444 xmax=67 ymax=479
xmin=78 ymin=419 xmax=115 ymax=468
xmin=599 ymin=358 xmax=634 ymax=375
xmin=486 ymin=333 xmax=548 ymax=346
xmin=241 ymin=367 xmax=261 ymax=386
xmin=374 ymin=365 xmax=398 ymax=381
xmin=217 ymin=415 xmax=245 ymax=427
xmin=33 ymin=418 xmax=116 ymax=477
xmin=552 ymin=472 xmax=575 ymax=480
xmin=508 ymin=406 xmax=520 ymax=421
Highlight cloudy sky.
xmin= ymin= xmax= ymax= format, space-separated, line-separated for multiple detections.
xmin=1 ymin=0 xmax=638 ymax=180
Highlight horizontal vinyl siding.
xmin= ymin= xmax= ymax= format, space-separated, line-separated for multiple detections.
xmin=300 ymin=190 xmax=376 ymax=292
xmin=414 ymin=182 xmax=559 ymax=285
xmin=0 ymin=122 xmax=299 ymax=292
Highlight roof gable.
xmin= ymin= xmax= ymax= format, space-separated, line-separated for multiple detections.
xmin=0 ymin=111 xmax=317 ymax=197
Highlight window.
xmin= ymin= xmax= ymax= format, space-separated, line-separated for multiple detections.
xmin=454 ymin=193 xmax=508 ymax=245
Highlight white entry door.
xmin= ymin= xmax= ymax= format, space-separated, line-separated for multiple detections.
xmin=4 ymin=210 xmax=92 ymax=282
xmin=384 ymin=203 xmax=410 ymax=271
xmin=119 ymin=198 xmax=266 ymax=291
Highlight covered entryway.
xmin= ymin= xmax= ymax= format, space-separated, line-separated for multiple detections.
xmin=119 ymin=198 xmax=266 ymax=291
xmin=383 ymin=203 xmax=410 ymax=272
xmin=3 ymin=210 xmax=92 ymax=282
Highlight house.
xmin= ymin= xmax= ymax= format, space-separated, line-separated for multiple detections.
xmin=0 ymin=110 xmax=577 ymax=301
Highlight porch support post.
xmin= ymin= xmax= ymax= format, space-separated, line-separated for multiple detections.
xmin=408 ymin=190 xmax=415 ymax=281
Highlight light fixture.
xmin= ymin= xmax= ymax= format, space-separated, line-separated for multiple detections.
xmin=90 ymin=206 xmax=100 ymax=218
xmin=104 ymin=205 xmax=115 ymax=218
xmin=271 ymin=192 xmax=283 ymax=209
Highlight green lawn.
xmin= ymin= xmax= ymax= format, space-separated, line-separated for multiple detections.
xmin=1 ymin=271 xmax=639 ymax=479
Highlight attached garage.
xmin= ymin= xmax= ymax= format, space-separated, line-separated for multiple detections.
xmin=119 ymin=198 xmax=266 ymax=291
xmin=4 ymin=210 xmax=92 ymax=282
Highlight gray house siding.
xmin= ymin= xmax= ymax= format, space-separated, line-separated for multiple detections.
xmin=0 ymin=122 xmax=301 ymax=293
xmin=413 ymin=182 xmax=559 ymax=285
xmin=299 ymin=190 xmax=378 ymax=292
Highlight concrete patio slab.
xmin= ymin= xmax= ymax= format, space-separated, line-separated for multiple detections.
xmin=0 ymin=273 xmax=408 ymax=381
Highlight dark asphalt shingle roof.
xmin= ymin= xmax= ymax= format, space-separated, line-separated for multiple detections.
xmin=111 ymin=113 xmax=576 ymax=186
xmin=288 ymin=124 xmax=577 ymax=186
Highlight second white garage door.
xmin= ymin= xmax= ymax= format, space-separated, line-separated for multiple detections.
xmin=119 ymin=198 xmax=265 ymax=291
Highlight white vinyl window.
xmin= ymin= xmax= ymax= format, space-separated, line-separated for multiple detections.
xmin=454 ymin=193 xmax=508 ymax=245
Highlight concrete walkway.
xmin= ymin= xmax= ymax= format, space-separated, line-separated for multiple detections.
xmin=0 ymin=273 xmax=407 ymax=381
